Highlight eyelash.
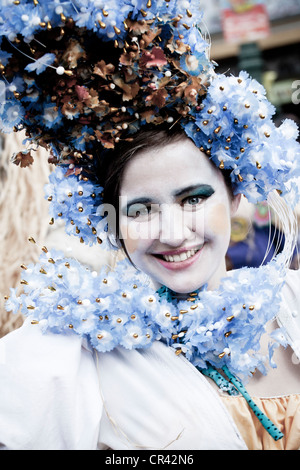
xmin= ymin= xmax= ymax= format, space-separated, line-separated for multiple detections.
xmin=127 ymin=194 xmax=211 ymax=219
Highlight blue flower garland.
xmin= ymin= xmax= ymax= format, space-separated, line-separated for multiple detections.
xmin=5 ymin=247 xmax=288 ymax=383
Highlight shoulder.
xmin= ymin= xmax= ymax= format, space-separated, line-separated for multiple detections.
xmin=277 ymin=268 xmax=300 ymax=359
xmin=0 ymin=319 xmax=102 ymax=450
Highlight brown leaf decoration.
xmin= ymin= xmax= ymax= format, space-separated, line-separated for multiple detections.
xmin=93 ymin=60 xmax=115 ymax=80
xmin=184 ymin=77 xmax=203 ymax=105
xmin=146 ymin=88 xmax=168 ymax=108
xmin=75 ymin=85 xmax=90 ymax=101
xmin=11 ymin=150 xmax=34 ymax=168
xmin=65 ymin=166 xmax=83 ymax=177
xmin=140 ymin=47 xmax=168 ymax=69
xmin=142 ymin=27 xmax=162 ymax=47
xmin=112 ymin=75 xmax=140 ymax=101
xmin=62 ymin=39 xmax=86 ymax=69
xmin=94 ymin=130 xmax=116 ymax=149
xmin=126 ymin=19 xmax=150 ymax=34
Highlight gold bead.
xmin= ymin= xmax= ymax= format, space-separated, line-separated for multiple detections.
xmin=103 ymin=279 xmax=107 ymax=284
xmin=219 ymin=160 xmax=224 ymax=170
xmin=20 ymin=264 xmax=27 ymax=270
xmin=133 ymin=333 xmax=139 ymax=338
xmin=218 ymin=351 xmax=226 ymax=359
xmin=190 ymin=304 xmax=198 ymax=310
xmin=202 ymin=120 xmax=209 ymax=125
xmin=165 ymin=312 xmax=171 ymax=317
xmin=147 ymin=0 xmax=152 ymax=7
xmin=57 ymin=305 xmax=64 ymax=310
xmin=97 ymin=334 xmax=103 ymax=340
xmin=65 ymin=262 xmax=70 ymax=268
xmin=175 ymin=348 xmax=182 ymax=356
xmin=27 ymin=305 xmax=35 ymax=310
xmin=95 ymin=298 xmax=101 ymax=303
xmin=259 ymin=114 xmax=265 ymax=119
xmin=113 ymin=26 xmax=121 ymax=35
xmin=39 ymin=268 xmax=47 ymax=274
xmin=214 ymin=126 xmax=221 ymax=134
xmin=186 ymin=9 xmax=192 ymax=17
xmin=78 ymin=206 xmax=83 ymax=212
xmin=49 ymin=218 xmax=54 ymax=225
xmin=28 ymin=236 xmax=36 ymax=244
xmin=237 ymin=174 xmax=243 ymax=182
xmin=116 ymin=318 xmax=122 ymax=323
xmin=131 ymin=314 xmax=136 ymax=320
xmin=264 ymin=132 xmax=270 ymax=138
xmin=224 ymin=331 xmax=232 ymax=337
xmin=179 ymin=309 xmax=188 ymax=314
xmin=102 ymin=9 xmax=109 ymax=16
xmin=171 ymin=316 xmax=179 ymax=321
xmin=48 ymin=258 xmax=55 ymax=264
xmin=31 ymin=320 xmax=39 ymax=325
xmin=256 ymin=162 xmax=262 ymax=169
xmin=226 ymin=315 xmax=235 ymax=322
xmin=249 ymin=305 xmax=255 ymax=310
xmin=69 ymin=324 xmax=73 ymax=329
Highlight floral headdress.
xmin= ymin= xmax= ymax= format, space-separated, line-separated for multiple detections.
xmin=0 ymin=0 xmax=299 ymax=247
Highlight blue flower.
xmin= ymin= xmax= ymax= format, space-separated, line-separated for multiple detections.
xmin=0 ymin=100 xmax=25 ymax=132
xmin=25 ymin=53 xmax=56 ymax=75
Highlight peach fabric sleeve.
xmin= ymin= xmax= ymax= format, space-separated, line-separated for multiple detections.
xmin=222 ymin=394 xmax=300 ymax=450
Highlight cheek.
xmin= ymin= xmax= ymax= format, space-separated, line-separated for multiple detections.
xmin=206 ymin=203 xmax=231 ymax=237
xmin=120 ymin=221 xmax=153 ymax=255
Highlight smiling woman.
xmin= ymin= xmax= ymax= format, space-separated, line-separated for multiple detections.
xmin=114 ymin=134 xmax=240 ymax=293
xmin=0 ymin=0 xmax=300 ymax=452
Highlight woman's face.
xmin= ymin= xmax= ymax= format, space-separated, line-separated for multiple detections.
xmin=119 ymin=137 xmax=240 ymax=293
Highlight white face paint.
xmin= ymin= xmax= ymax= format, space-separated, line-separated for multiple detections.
xmin=119 ymin=137 xmax=240 ymax=294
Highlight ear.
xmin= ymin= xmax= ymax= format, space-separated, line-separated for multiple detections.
xmin=230 ymin=193 xmax=241 ymax=216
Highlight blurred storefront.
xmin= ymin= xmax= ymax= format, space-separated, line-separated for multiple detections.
xmin=201 ymin=1 xmax=300 ymax=269
xmin=202 ymin=0 xmax=300 ymax=124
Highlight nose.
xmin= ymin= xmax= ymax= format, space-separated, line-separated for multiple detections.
xmin=159 ymin=203 xmax=193 ymax=246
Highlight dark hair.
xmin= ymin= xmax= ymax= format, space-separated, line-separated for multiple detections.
xmin=97 ymin=124 xmax=234 ymax=253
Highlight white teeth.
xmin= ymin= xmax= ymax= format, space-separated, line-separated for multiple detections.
xmin=161 ymin=246 xmax=203 ymax=263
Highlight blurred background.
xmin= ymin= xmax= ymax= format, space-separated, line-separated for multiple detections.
xmin=0 ymin=0 xmax=299 ymax=337
xmin=202 ymin=0 xmax=300 ymax=271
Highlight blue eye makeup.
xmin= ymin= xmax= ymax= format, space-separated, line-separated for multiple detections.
xmin=124 ymin=184 xmax=215 ymax=218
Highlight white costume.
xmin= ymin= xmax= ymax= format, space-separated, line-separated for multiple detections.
xmin=0 ymin=269 xmax=299 ymax=450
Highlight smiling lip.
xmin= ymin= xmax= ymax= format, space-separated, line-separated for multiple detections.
xmin=152 ymin=244 xmax=205 ymax=271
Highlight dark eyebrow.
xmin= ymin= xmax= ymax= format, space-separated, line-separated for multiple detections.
xmin=126 ymin=197 xmax=154 ymax=207
xmin=173 ymin=184 xmax=215 ymax=198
